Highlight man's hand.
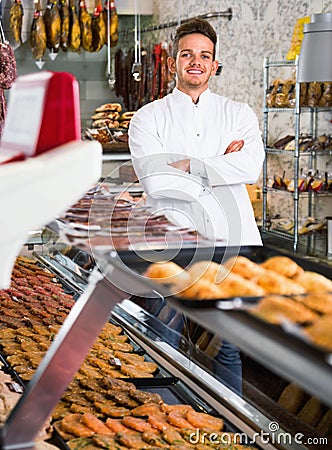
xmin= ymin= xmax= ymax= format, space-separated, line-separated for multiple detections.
xmin=225 ymin=139 xmax=244 ymax=154
xmin=168 ymin=159 xmax=190 ymax=172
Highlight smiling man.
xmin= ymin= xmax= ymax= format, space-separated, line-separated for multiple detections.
xmin=129 ymin=18 xmax=264 ymax=246
xmin=128 ymin=18 xmax=265 ymax=394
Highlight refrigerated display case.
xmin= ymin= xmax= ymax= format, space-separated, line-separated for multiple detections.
xmin=1 ymin=182 xmax=331 ymax=450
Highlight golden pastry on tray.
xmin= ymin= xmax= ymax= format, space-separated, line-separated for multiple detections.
xmin=216 ymin=271 xmax=266 ymax=297
xmin=260 ymin=255 xmax=304 ymax=278
xmin=172 ymin=277 xmax=221 ymax=300
xmin=253 ymin=270 xmax=306 ymax=295
xmin=293 ymin=292 xmax=332 ymax=314
xmin=294 ymin=271 xmax=332 ymax=293
xmin=187 ymin=260 xmax=224 ymax=284
xmin=252 ymin=295 xmax=318 ymax=324
xmin=304 ymin=315 xmax=332 ymax=351
xmin=144 ymin=261 xmax=190 ymax=285
xmin=223 ymin=255 xmax=266 ymax=279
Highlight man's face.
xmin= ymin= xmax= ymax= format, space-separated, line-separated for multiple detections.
xmin=168 ymin=33 xmax=218 ymax=92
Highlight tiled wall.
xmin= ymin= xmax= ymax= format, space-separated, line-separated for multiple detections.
xmin=153 ymin=0 xmax=332 ymax=136
xmin=4 ymin=0 xmax=331 ymax=135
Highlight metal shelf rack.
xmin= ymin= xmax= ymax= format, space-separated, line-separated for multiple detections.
xmin=262 ymin=56 xmax=332 ymax=252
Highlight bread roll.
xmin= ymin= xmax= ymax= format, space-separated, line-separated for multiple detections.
xmin=316 ymin=409 xmax=332 ymax=436
xmin=121 ymin=111 xmax=136 ymax=120
xmin=144 ymin=261 xmax=190 ymax=285
xmin=253 ymin=295 xmax=318 ymax=324
xmin=91 ymin=111 xmax=120 ymax=121
xmin=92 ymin=119 xmax=119 ymax=128
xmin=277 ymin=382 xmax=307 ymax=414
xmin=294 ymin=271 xmax=332 ymax=293
xmin=120 ymin=120 xmax=130 ymax=129
xmin=254 ymin=270 xmax=306 ymax=295
xmin=95 ymin=102 xmax=122 ymax=112
xmin=223 ymin=256 xmax=265 ymax=279
xmin=260 ymin=256 xmax=304 ymax=278
xmin=298 ymin=397 xmax=326 ymax=428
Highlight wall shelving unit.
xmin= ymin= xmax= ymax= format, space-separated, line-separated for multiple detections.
xmin=262 ymin=56 xmax=332 ymax=253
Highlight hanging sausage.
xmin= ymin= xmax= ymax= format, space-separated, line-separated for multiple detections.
xmin=68 ymin=0 xmax=81 ymax=52
xmin=0 ymin=33 xmax=17 ymax=137
xmin=9 ymin=0 xmax=23 ymax=46
xmin=43 ymin=0 xmax=61 ymax=53
xmin=92 ymin=0 xmax=106 ymax=52
xmin=79 ymin=0 xmax=93 ymax=52
xmin=29 ymin=0 xmax=47 ymax=60
xmin=59 ymin=0 xmax=70 ymax=51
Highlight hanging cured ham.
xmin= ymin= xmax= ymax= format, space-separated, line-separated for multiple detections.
xmin=9 ymin=0 xmax=23 ymax=45
xmin=104 ymin=0 xmax=118 ymax=47
xmin=91 ymin=0 xmax=106 ymax=52
xmin=79 ymin=0 xmax=93 ymax=52
xmin=68 ymin=0 xmax=81 ymax=52
xmin=43 ymin=0 xmax=61 ymax=53
xmin=59 ymin=0 xmax=70 ymax=51
xmin=29 ymin=1 xmax=47 ymax=60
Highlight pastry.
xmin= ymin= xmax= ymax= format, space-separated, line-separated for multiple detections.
xmin=254 ymin=270 xmax=306 ymax=295
xmin=304 ymin=315 xmax=332 ymax=351
xmin=223 ymin=255 xmax=265 ymax=279
xmin=144 ymin=261 xmax=190 ymax=285
xmin=216 ymin=271 xmax=266 ymax=297
xmin=252 ymin=294 xmax=318 ymax=324
xmin=294 ymin=271 xmax=332 ymax=293
xmin=260 ymin=255 xmax=304 ymax=278
xmin=293 ymin=292 xmax=332 ymax=314
xmin=187 ymin=260 xmax=226 ymax=284
xmin=173 ymin=277 xmax=221 ymax=300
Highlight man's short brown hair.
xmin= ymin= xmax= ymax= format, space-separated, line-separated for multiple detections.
xmin=172 ymin=18 xmax=217 ymax=59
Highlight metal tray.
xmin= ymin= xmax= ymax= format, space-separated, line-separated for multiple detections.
xmin=116 ymin=244 xmax=332 ymax=278
xmin=50 ymin=375 xmax=247 ymax=450
xmin=91 ymin=245 xmax=332 ymax=359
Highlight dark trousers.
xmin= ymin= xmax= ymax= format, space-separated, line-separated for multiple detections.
xmin=213 ymin=341 xmax=242 ymax=395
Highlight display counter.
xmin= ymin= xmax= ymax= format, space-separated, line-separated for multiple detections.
xmin=0 ymin=184 xmax=331 ymax=450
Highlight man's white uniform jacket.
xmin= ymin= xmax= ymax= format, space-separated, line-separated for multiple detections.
xmin=129 ymin=88 xmax=265 ymax=246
